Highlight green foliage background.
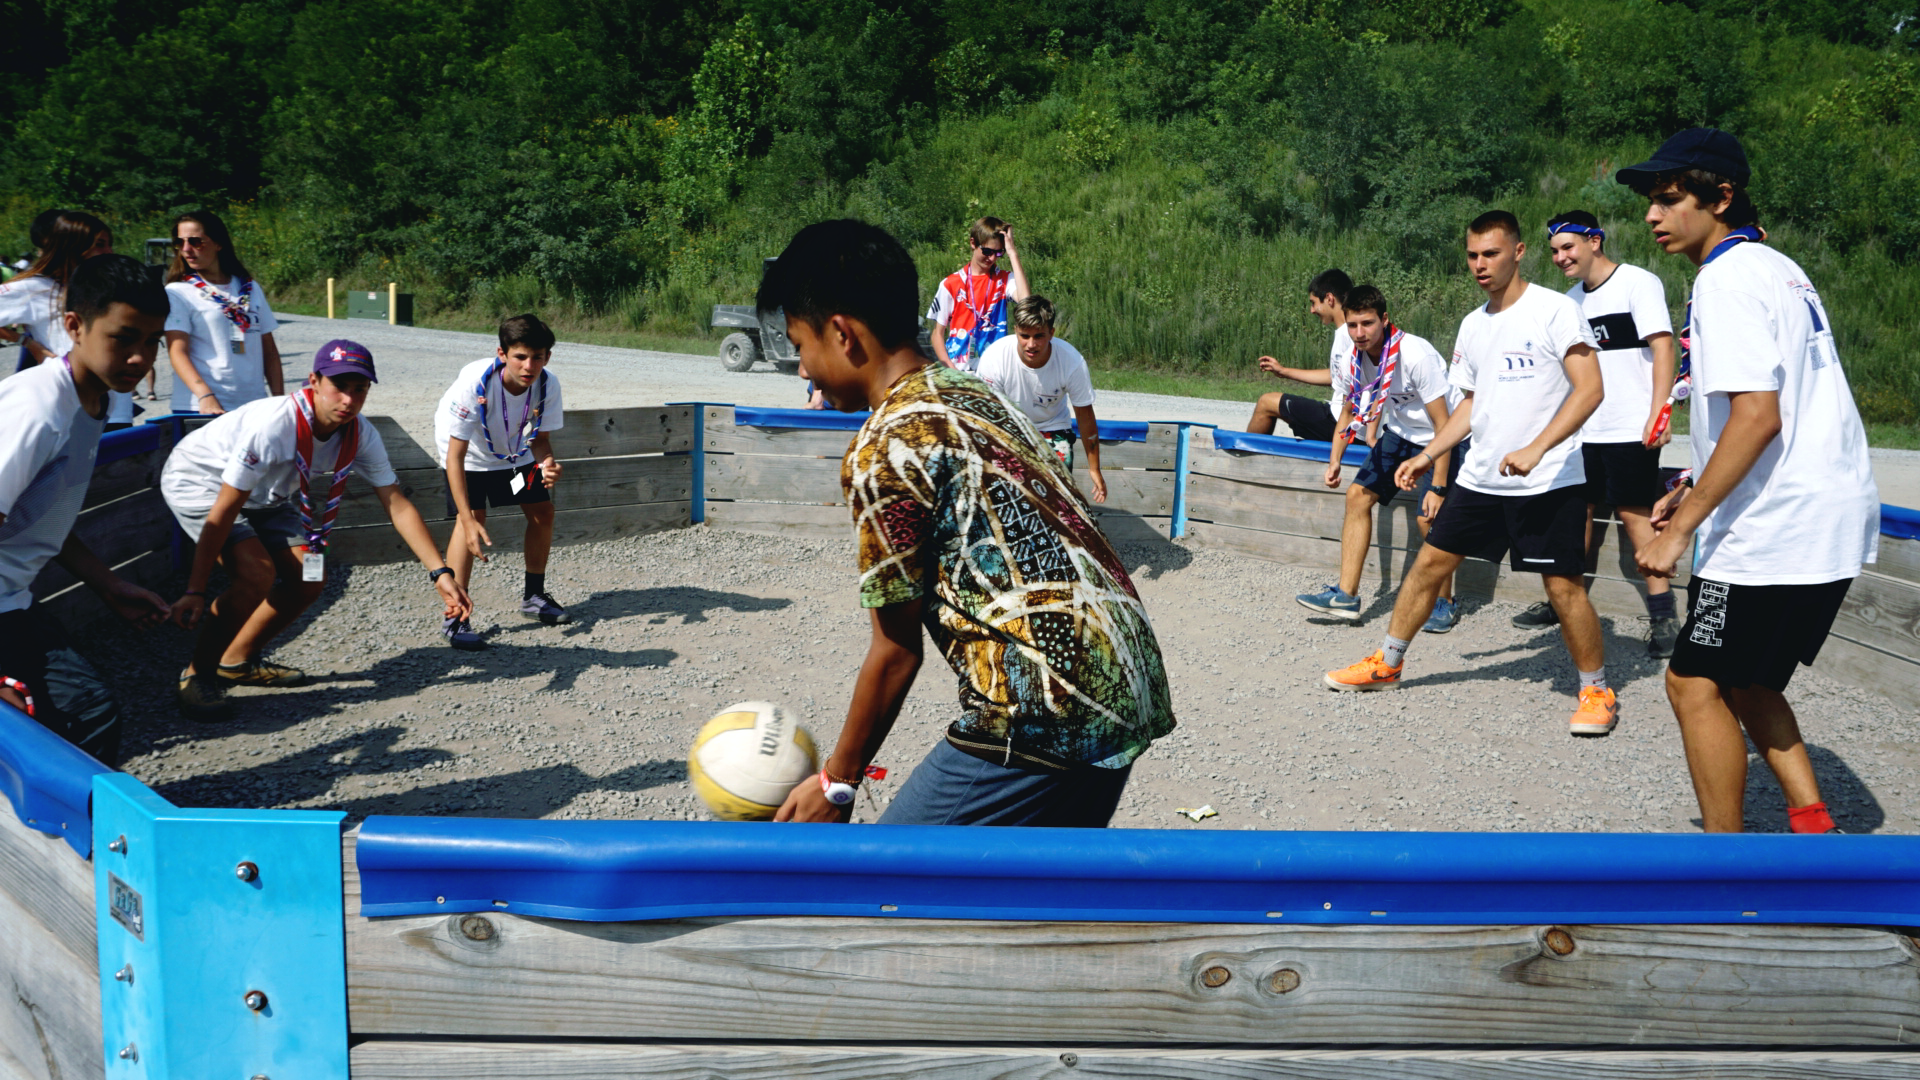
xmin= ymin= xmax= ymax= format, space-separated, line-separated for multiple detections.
xmin=4 ymin=0 xmax=1919 ymax=434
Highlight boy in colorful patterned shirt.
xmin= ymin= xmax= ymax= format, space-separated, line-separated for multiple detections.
xmin=767 ymin=219 xmax=1175 ymax=827
xmin=926 ymin=216 xmax=1031 ymax=370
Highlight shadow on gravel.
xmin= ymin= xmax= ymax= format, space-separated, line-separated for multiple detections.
xmin=547 ymin=586 xmax=793 ymax=631
xmin=1114 ymin=542 xmax=1194 ymax=581
xmin=1726 ymin=742 xmax=1886 ymax=834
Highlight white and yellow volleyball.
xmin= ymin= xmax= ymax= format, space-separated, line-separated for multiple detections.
xmin=688 ymin=701 xmax=819 ymax=821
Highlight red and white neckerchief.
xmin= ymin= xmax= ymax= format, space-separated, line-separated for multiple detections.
xmin=0 ymin=677 xmax=33 ymax=718
xmin=1343 ymin=324 xmax=1403 ymax=441
xmin=290 ymin=388 xmax=360 ymax=552
xmin=184 ymin=274 xmax=254 ymax=334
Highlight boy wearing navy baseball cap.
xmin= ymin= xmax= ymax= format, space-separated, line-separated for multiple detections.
xmin=1621 ymin=128 xmax=1880 ymax=833
xmin=161 ymin=339 xmax=472 ymax=720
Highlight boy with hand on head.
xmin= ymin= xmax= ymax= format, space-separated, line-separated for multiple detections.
xmin=161 ymin=340 xmax=472 ymax=720
xmin=1294 ymin=285 xmax=1457 ymax=630
xmin=435 ymin=313 xmax=567 ymax=650
xmin=1514 ymin=210 xmax=1681 ymax=658
xmin=1327 ymin=212 xmax=1617 ymax=738
xmin=1247 ymin=269 xmax=1348 ymax=442
xmin=974 ymin=296 xmax=1107 ymax=503
xmin=926 ymin=217 xmax=1030 ymax=370
xmin=765 ymin=220 xmax=1175 ymax=827
xmin=1622 ymin=129 xmax=1878 ymax=834
xmin=0 ymin=255 xmax=171 ymax=764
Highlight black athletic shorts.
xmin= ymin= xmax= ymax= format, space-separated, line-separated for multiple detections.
xmin=1280 ymin=393 xmax=1335 ymax=442
xmin=1669 ymin=577 xmax=1853 ymax=693
xmin=447 ymin=464 xmax=551 ymax=515
xmin=1424 ymin=482 xmax=1588 ymax=575
xmin=1581 ymin=441 xmax=1665 ymax=509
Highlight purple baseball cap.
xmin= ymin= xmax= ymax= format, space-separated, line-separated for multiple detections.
xmin=312 ymin=339 xmax=378 ymax=382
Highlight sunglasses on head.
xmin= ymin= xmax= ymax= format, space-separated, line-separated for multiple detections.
xmin=176 ymin=236 xmax=208 ymax=249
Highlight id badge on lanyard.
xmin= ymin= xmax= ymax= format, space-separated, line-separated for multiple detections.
xmin=231 ymin=322 xmax=248 ymax=355
xmin=302 ymin=550 xmax=325 ymax=582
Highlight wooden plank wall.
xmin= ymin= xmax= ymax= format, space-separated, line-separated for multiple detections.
xmin=0 ymin=808 xmax=99 ymax=1080
xmin=29 ymin=423 xmax=190 ymax=634
xmin=327 ymin=408 xmax=695 ymax=565
xmin=1818 ymin=534 xmax=1920 ymax=706
xmin=701 ymin=406 xmax=1178 ymax=544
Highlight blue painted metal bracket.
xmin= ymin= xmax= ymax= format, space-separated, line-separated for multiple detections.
xmin=666 ymin=401 xmax=739 ymax=525
xmin=355 ymin=816 xmax=1920 ymax=927
xmin=0 ymin=700 xmax=112 ymax=857
xmin=1171 ymin=424 xmax=1193 ymax=538
xmin=94 ymin=774 xmax=348 ymax=1080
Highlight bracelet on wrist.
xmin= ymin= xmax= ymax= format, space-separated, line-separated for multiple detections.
xmin=822 ymin=763 xmax=862 ymax=787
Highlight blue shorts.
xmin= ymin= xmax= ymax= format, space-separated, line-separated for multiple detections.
xmin=877 ymin=739 xmax=1132 ymax=827
xmin=1352 ymin=430 xmax=1429 ymax=501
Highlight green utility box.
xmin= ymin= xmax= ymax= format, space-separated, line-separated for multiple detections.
xmin=346 ymin=289 xmax=413 ymax=325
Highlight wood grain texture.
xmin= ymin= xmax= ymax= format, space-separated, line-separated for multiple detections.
xmin=1878 ymin=535 xmax=1920 ymax=582
xmin=0 ymin=806 xmax=100 ymax=1080
xmin=29 ymin=484 xmax=174 ymax=602
xmin=348 ymin=1042 xmax=1920 ymax=1080
xmin=342 ymin=900 xmax=1920 ymax=1046
xmin=544 ymin=407 xmax=695 ymax=458
xmin=82 ymin=445 xmax=166 ymax=509
xmin=326 ymin=500 xmax=688 ymax=565
xmin=1831 ymin=569 xmax=1920 ymax=661
xmin=1813 ymin=634 xmax=1920 ymax=709
xmin=704 ymin=501 xmax=850 ymax=537
xmin=705 ymin=420 xmax=859 ymax=459
xmin=706 ymin=453 xmax=846 ymax=505
xmin=339 ymin=456 xmax=693 ymax=529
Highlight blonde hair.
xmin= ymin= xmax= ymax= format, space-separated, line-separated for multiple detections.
xmin=1012 ymin=295 xmax=1056 ymax=330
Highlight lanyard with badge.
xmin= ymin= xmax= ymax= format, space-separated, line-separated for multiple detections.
xmin=473 ymin=361 xmax=548 ymax=493
xmin=1342 ymin=324 xmax=1402 ymax=442
xmin=955 ymin=267 xmax=1006 ymax=361
xmin=184 ymin=274 xmax=254 ymax=354
xmin=1647 ymin=225 xmax=1765 ymax=446
xmin=291 ymin=387 xmax=360 ymax=582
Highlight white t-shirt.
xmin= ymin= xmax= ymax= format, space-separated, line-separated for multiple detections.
xmin=161 ymin=394 xmax=397 ymax=513
xmin=434 ymin=358 xmax=567 ymax=472
xmin=1448 ymin=282 xmax=1599 ymax=496
xmin=0 ymin=361 xmax=104 ymax=612
xmin=1688 ymin=242 xmax=1879 ymax=584
xmin=165 ymin=277 xmax=280 ymax=413
xmin=0 ymin=275 xmax=136 ymax=423
xmin=975 ymin=336 xmax=1095 ymax=433
xmin=1328 ymin=329 xmax=1450 ymax=443
xmin=1568 ymin=263 xmax=1674 ymax=444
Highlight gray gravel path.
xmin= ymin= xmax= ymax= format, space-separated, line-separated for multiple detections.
xmin=98 ymin=529 xmax=1920 ymax=834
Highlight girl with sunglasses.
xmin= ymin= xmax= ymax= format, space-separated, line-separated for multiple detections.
xmin=0 ymin=211 xmax=140 ymax=428
xmin=164 ymin=210 xmax=283 ymax=416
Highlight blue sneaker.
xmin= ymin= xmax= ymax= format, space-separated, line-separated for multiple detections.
xmin=520 ymin=591 xmax=571 ymax=625
xmin=1296 ymin=585 xmax=1361 ymax=621
xmin=1422 ymin=596 xmax=1458 ymax=634
xmin=443 ymin=616 xmax=485 ymax=651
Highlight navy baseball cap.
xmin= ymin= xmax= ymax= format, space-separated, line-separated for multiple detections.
xmin=1616 ymin=128 xmax=1751 ymax=192
xmin=312 ymin=339 xmax=378 ymax=382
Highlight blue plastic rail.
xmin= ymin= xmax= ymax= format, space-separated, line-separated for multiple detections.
xmin=1211 ymin=427 xmax=1372 ymax=467
xmin=355 ymin=815 xmax=1920 ymax=927
xmin=0 ymin=701 xmax=112 ymax=856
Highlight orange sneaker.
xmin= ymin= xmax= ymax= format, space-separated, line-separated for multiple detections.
xmin=1324 ymin=651 xmax=1403 ymax=691
xmin=1569 ymin=686 xmax=1618 ymax=737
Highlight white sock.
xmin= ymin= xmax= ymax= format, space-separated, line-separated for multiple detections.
xmin=1382 ymin=635 xmax=1411 ymax=668
xmin=1580 ymin=667 xmax=1608 ymax=691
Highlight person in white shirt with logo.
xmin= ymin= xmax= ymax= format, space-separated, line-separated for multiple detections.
xmin=1247 ymin=268 xmax=1350 ymax=442
xmin=435 ymin=314 xmax=569 ymax=650
xmin=974 ymin=296 xmax=1107 ymax=504
xmin=1293 ymin=285 xmax=1457 ymax=630
xmin=164 ymin=210 xmax=284 ymax=416
xmin=0 ymin=255 xmax=171 ymax=764
xmin=1621 ymin=128 xmax=1879 ymax=835
xmin=1509 ymin=209 xmax=1682 ymax=659
xmin=1326 ymin=211 xmax=1618 ymax=740
xmin=161 ymin=340 xmax=472 ymax=721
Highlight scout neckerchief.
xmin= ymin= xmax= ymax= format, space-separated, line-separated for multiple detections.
xmin=184 ymin=273 xmax=254 ymax=334
xmin=1647 ymin=225 xmax=1766 ymax=446
xmin=953 ymin=265 xmax=1008 ymax=361
xmin=472 ymin=360 xmax=548 ymax=463
xmin=290 ymin=387 xmax=359 ymax=563
xmin=1342 ymin=324 xmax=1403 ymax=442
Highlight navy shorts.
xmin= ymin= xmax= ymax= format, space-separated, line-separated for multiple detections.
xmin=1352 ymin=430 xmax=1428 ymax=501
xmin=1670 ymin=577 xmax=1852 ymax=693
xmin=1581 ymin=441 xmax=1666 ymax=509
xmin=1424 ymin=483 xmax=1589 ymax=575
xmin=448 ymin=464 xmax=551 ymax=515
xmin=877 ymin=739 xmax=1132 ymax=827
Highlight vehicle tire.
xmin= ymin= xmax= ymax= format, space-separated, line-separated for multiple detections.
xmin=719 ymin=332 xmax=759 ymax=372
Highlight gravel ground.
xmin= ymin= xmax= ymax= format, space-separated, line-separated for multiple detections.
xmin=94 ymin=528 xmax=1920 ymax=835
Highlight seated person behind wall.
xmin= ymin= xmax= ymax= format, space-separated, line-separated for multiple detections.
xmin=763 ymin=219 xmax=1176 ymax=827
xmin=1247 ymin=268 xmax=1351 ymax=441
xmin=162 ymin=340 xmax=472 ymax=721
xmin=1294 ymin=285 xmax=1458 ymax=631
xmin=0 ymin=254 xmax=171 ymax=764
xmin=974 ymin=296 xmax=1108 ymax=503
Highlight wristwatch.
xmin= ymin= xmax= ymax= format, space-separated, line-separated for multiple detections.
xmin=818 ymin=769 xmax=858 ymax=806
xmin=1429 ymin=484 xmax=1449 ymax=496
xmin=428 ymin=567 xmax=454 ymax=585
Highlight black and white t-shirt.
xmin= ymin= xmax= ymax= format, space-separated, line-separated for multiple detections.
xmin=1567 ymin=263 xmax=1674 ymax=444
xmin=434 ymin=358 xmax=567 ymax=472
xmin=0 ymin=361 xmax=104 ymax=612
xmin=161 ymin=395 xmax=398 ymax=512
xmin=1448 ymin=283 xmax=1598 ymax=496
xmin=1689 ymin=243 xmax=1878 ymax=585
